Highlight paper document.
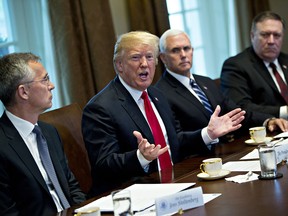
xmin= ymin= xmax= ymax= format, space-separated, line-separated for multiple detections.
xmin=134 ymin=193 xmax=221 ymax=216
xmin=240 ymin=149 xmax=259 ymax=160
xmin=223 ymin=160 xmax=261 ymax=172
xmin=75 ymin=183 xmax=195 ymax=213
xmin=273 ymin=132 xmax=288 ymax=139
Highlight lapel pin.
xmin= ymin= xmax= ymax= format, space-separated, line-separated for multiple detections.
xmin=283 ymin=65 xmax=287 ymax=69
xmin=155 ymin=97 xmax=159 ymax=101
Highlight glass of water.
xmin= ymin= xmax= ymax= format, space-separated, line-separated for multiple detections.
xmin=258 ymin=144 xmax=277 ymax=179
xmin=111 ymin=189 xmax=133 ymax=216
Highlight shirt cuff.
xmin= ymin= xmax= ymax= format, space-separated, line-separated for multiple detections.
xmin=279 ymin=106 xmax=288 ymax=119
xmin=202 ymin=127 xmax=219 ymax=145
xmin=137 ymin=149 xmax=150 ymax=172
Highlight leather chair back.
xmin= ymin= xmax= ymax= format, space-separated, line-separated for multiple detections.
xmin=39 ymin=103 xmax=92 ymax=194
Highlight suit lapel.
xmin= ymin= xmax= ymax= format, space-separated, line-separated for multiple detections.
xmin=165 ymin=72 xmax=211 ymax=119
xmin=278 ymin=53 xmax=288 ymax=84
xmin=113 ymin=77 xmax=154 ymax=141
xmin=249 ymin=48 xmax=280 ymax=94
xmin=194 ymin=76 xmax=217 ymax=108
xmin=1 ymin=114 xmax=50 ymax=193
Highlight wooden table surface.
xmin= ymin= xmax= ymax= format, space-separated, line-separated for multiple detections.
xmin=61 ymin=134 xmax=288 ymax=216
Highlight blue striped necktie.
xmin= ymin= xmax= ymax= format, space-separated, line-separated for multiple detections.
xmin=33 ymin=125 xmax=70 ymax=209
xmin=190 ymin=79 xmax=213 ymax=115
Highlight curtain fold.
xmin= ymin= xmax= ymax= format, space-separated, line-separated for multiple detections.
xmin=126 ymin=0 xmax=170 ymax=83
xmin=235 ymin=0 xmax=270 ymax=50
xmin=47 ymin=0 xmax=116 ymax=108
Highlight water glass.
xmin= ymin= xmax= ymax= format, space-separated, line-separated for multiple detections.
xmin=111 ymin=190 xmax=133 ymax=216
xmin=258 ymin=144 xmax=277 ymax=178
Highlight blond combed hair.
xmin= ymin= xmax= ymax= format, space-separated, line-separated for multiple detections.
xmin=113 ymin=31 xmax=159 ymax=72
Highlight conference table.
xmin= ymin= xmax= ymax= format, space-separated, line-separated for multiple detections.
xmin=61 ymin=132 xmax=288 ymax=216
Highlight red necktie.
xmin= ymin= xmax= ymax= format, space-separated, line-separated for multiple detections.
xmin=141 ymin=91 xmax=173 ymax=172
xmin=270 ymin=62 xmax=288 ymax=104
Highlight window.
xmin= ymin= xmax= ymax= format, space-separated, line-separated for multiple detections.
xmin=166 ymin=0 xmax=238 ymax=79
xmin=0 ymin=0 xmax=60 ymax=116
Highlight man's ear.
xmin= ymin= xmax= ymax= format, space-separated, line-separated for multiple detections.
xmin=159 ymin=53 xmax=166 ymax=65
xmin=17 ymin=84 xmax=29 ymax=100
xmin=115 ymin=60 xmax=123 ymax=74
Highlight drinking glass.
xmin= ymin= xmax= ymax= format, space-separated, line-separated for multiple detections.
xmin=111 ymin=190 xmax=133 ymax=216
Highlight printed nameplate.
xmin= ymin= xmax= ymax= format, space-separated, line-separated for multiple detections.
xmin=275 ymin=142 xmax=288 ymax=163
xmin=155 ymin=186 xmax=204 ymax=215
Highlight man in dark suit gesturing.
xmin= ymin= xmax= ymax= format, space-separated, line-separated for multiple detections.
xmin=82 ymin=31 xmax=246 ymax=197
xmin=0 ymin=53 xmax=85 ymax=216
xmin=155 ymin=29 xmax=288 ymax=139
xmin=221 ymin=11 xmax=288 ymax=119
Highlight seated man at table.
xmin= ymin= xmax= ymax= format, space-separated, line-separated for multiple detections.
xmin=155 ymin=29 xmax=288 ymax=139
xmin=82 ymin=31 xmax=246 ymax=197
xmin=0 ymin=53 xmax=86 ymax=216
xmin=220 ymin=11 xmax=288 ymax=119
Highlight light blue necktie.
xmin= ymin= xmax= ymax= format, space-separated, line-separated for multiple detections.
xmin=190 ymin=79 xmax=213 ymax=115
xmin=33 ymin=125 xmax=70 ymax=209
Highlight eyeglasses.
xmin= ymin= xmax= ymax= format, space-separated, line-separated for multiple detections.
xmin=22 ymin=74 xmax=50 ymax=85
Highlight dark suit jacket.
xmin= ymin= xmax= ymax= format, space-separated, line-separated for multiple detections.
xmin=0 ymin=113 xmax=85 ymax=216
xmin=220 ymin=46 xmax=288 ymax=117
xmin=82 ymin=76 xmax=210 ymax=196
xmin=155 ymin=71 xmax=272 ymax=135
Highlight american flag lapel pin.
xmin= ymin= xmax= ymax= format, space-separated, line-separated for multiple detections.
xmin=283 ymin=65 xmax=287 ymax=70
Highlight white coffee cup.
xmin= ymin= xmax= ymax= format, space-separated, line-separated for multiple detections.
xmin=200 ymin=158 xmax=222 ymax=176
xmin=249 ymin=126 xmax=266 ymax=143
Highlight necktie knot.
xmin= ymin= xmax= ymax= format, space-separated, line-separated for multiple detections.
xmin=270 ymin=62 xmax=277 ymax=73
xmin=33 ymin=125 xmax=42 ymax=136
xmin=141 ymin=91 xmax=148 ymax=100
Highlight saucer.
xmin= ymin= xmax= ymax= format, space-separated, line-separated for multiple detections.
xmin=197 ymin=169 xmax=231 ymax=180
xmin=245 ymin=137 xmax=272 ymax=145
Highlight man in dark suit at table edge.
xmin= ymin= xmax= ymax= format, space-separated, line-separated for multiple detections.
xmin=220 ymin=11 xmax=288 ymax=119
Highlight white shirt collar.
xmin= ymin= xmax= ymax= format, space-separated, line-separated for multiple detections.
xmin=118 ymin=75 xmax=145 ymax=102
xmin=264 ymin=59 xmax=280 ymax=69
xmin=166 ymin=69 xmax=194 ymax=87
xmin=5 ymin=110 xmax=35 ymax=138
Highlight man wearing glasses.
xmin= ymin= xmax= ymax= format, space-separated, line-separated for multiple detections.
xmin=0 ymin=52 xmax=85 ymax=216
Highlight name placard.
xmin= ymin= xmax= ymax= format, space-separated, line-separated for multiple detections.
xmin=155 ymin=186 xmax=204 ymax=215
xmin=275 ymin=142 xmax=288 ymax=163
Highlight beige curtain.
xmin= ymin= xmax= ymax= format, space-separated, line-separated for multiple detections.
xmin=127 ymin=0 xmax=170 ymax=83
xmin=47 ymin=0 xmax=116 ymax=108
xmin=235 ymin=0 xmax=270 ymax=50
